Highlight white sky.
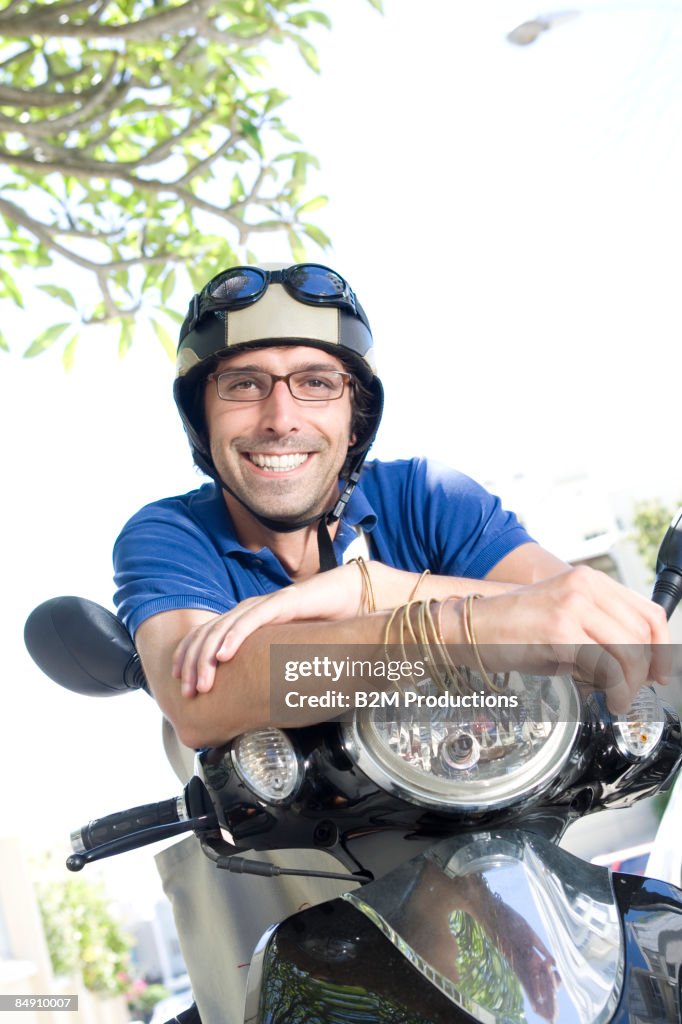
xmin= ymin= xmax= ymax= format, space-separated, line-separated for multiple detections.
xmin=2 ymin=0 xmax=682 ymax=908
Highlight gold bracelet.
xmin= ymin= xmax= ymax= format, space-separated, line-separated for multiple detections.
xmin=463 ymin=593 xmax=505 ymax=693
xmin=409 ymin=569 xmax=431 ymax=601
xmin=383 ymin=601 xmax=413 ymax=694
xmin=385 ymin=598 xmax=467 ymax=695
xmin=435 ymin=596 xmax=470 ymax=694
xmin=386 ymin=597 xmax=512 ymax=698
xmin=417 ymin=598 xmax=446 ymax=693
xmin=349 ymin=556 xmax=376 ymax=614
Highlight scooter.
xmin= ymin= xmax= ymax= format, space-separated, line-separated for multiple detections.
xmin=24 ymin=512 xmax=682 ymax=1024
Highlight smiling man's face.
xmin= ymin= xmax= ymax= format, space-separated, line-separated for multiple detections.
xmin=204 ymin=345 xmax=356 ymax=525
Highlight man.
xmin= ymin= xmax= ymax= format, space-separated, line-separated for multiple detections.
xmin=113 ymin=262 xmax=668 ymax=1022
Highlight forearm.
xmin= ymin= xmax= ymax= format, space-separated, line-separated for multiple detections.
xmin=368 ymin=544 xmax=566 ymax=609
xmin=158 ymin=614 xmax=399 ymax=747
xmin=368 ymin=563 xmax=514 ymax=609
xmin=161 ymin=565 xmax=549 ymax=745
xmin=142 ymin=559 xmax=671 ymax=748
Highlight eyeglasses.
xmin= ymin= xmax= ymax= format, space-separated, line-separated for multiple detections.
xmin=182 ymin=263 xmax=368 ymax=338
xmin=207 ymin=369 xmax=354 ymax=403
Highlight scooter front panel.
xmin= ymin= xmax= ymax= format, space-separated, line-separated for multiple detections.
xmin=245 ymin=897 xmax=480 ymax=1024
xmin=345 ymin=830 xmax=625 ymax=1024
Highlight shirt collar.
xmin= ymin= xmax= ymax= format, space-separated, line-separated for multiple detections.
xmin=194 ymin=479 xmax=377 ymax=560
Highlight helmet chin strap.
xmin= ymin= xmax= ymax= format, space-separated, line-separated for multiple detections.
xmin=208 ymin=454 xmax=366 ymax=573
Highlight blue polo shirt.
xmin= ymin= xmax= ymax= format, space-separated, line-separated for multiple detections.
xmin=113 ymin=457 xmax=533 ymax=637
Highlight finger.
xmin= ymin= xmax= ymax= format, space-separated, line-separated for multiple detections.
xmin=193 ymin=600 xmax=282 ymax=685
xmin=573 ymin=642 xmax=654 ymax=713
xmin=216 ymin=590 xmax=306 ymax=660
xmin=178 ymin=627 xmax=210 ymax=696
xmin=172 ymin=630 xmax=195 ymax=679
xmin=572 ymin=644 xmax=630 ymax=713
xmin=215 ymin=607 xmax=285 ymax=660
xmin=172 ymin=612 xmax=236 ymax=680
xmin=174 ymin=627 xmax=210 ymax=696
xmin=567 ymin=567 xmax=667 ymax=642
xmin=193 ymin=616 xmax=246 ymax=691
xmin=180 ymin=618 xmax=232 ymax=695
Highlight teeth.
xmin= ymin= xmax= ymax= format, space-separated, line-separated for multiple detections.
xmin=249 ymin=453 xmax=309 ymax=471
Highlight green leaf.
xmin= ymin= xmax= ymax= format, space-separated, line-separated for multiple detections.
xmin=287 ymin=229 xmax=306 ymax=263
xmin=366 ymin=0 xmax=384 ymax=11
xmin=0 ymin=268 xmax=24 ymax=308
xmin=150 ymin=316 xmax=176 ymax=360
xmin=301 ymin=222 xmax=331 ymax=249
xmin=297 ymin=195 xmax=328 ymax=215
xmin=0 ymin=328 xmax=8 ymax=352
xmin=23 ymin=322 xmax=72 ymax=358
xmin=38 ymin=284 xmax=78 ymax=310
xmin=276 ymin=127 xmax=301 ymax=143
xmin=160 ymin=267 xmax=176 ymax=304
xmin=289 ymin=11 xmax=332 ymax=29
xmin=238 ymin=119 xmax=264 ymax=158
xmin=157 ymin=305 xmax=185 ymax=326
xmin=230 ymin=173 xmax=245 ymax=203
xmin=263 ymin=88 xmax=289 ymax=112
xmin=62 ymin=334 xmax=79 ymax=371
xmin=293 ymin=37 xmax=320 ymax=73
xmin=118 ymin=319 xmax=134 ymax=358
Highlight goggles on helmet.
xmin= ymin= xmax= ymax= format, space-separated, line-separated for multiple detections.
xmin=181 ymin=263 xmax=369 ymax=341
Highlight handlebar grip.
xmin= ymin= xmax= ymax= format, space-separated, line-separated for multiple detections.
xmin=72 ymin=797 xmax=185 ymax=853
xmin=652 ymin=570 xmax=682 ymax=621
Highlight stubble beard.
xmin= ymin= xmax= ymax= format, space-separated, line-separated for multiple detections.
xmin=211 ymin=435 xmax=343 ymax=524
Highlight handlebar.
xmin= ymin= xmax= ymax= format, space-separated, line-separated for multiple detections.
xmin=71 ymin=796 xmax=188 ymax=853
xmin=653 ymin=509 xmax=682 ymax=620
xmin=66 ymin=778 xmax=218 ymax=871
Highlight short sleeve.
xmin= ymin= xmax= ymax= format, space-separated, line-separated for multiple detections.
xmin=113 ymin=502 xmax=235 ymax=638
xmin=357 ymin=459 xmax=533 ymax=579
xmin=419 ymin=460 xmax=533 ymax=578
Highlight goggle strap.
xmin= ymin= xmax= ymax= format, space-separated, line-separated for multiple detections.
xmin=186 ymin=294 xmax=201 ymax=336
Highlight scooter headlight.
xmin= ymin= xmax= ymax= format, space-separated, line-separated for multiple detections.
xmin=231 ymin=728 xmax=302 ymax=803
xmin=611 ymin=686 xmax=665 ymax=759
xmin=342 ymin=673 xmax=580 ymax=811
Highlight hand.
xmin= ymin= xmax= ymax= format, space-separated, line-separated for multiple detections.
xmin=468 ymin=566 xmax=671 ymax=712
xmin=173 ymin=563 xmax=368 ymax=697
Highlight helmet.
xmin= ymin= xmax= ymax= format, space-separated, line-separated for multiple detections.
xmin=173 ymin=264 xmax=384 ymax=551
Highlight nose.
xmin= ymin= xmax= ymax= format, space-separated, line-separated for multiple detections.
xmin=256 ymin=378 xmax=302 ymax=435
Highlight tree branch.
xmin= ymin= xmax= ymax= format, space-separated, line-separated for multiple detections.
xmin=0 ymin=195 xmax=178 ymax=274
xmin=0 ymin=0 xmax=228 ymax=42
xmin=0 ymin=58 xmax=123 ymax=135
xmin=0 ymin=0 xmax=107 ymax=30
xmin=175 ymin=113 xmax=244 ymax=184
xmin=0 ymin=74 xmax=119 ymax=109
xmin=0 ymin=44 xmax=33 ymax=71
xmin=0 ymin=146 xmax=255 ymax=230
xmin=135 ymin=110 xmax=209 ymax=167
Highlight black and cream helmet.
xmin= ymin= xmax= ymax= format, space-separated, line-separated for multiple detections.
xmin=173 ymin=263 xmax=384 ymax=550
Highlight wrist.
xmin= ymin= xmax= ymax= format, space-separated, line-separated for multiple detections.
xmin=438 ymin=596 xmax=468 ymax=646
xmin=348 ymin=557 xmax=376 ymax=614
